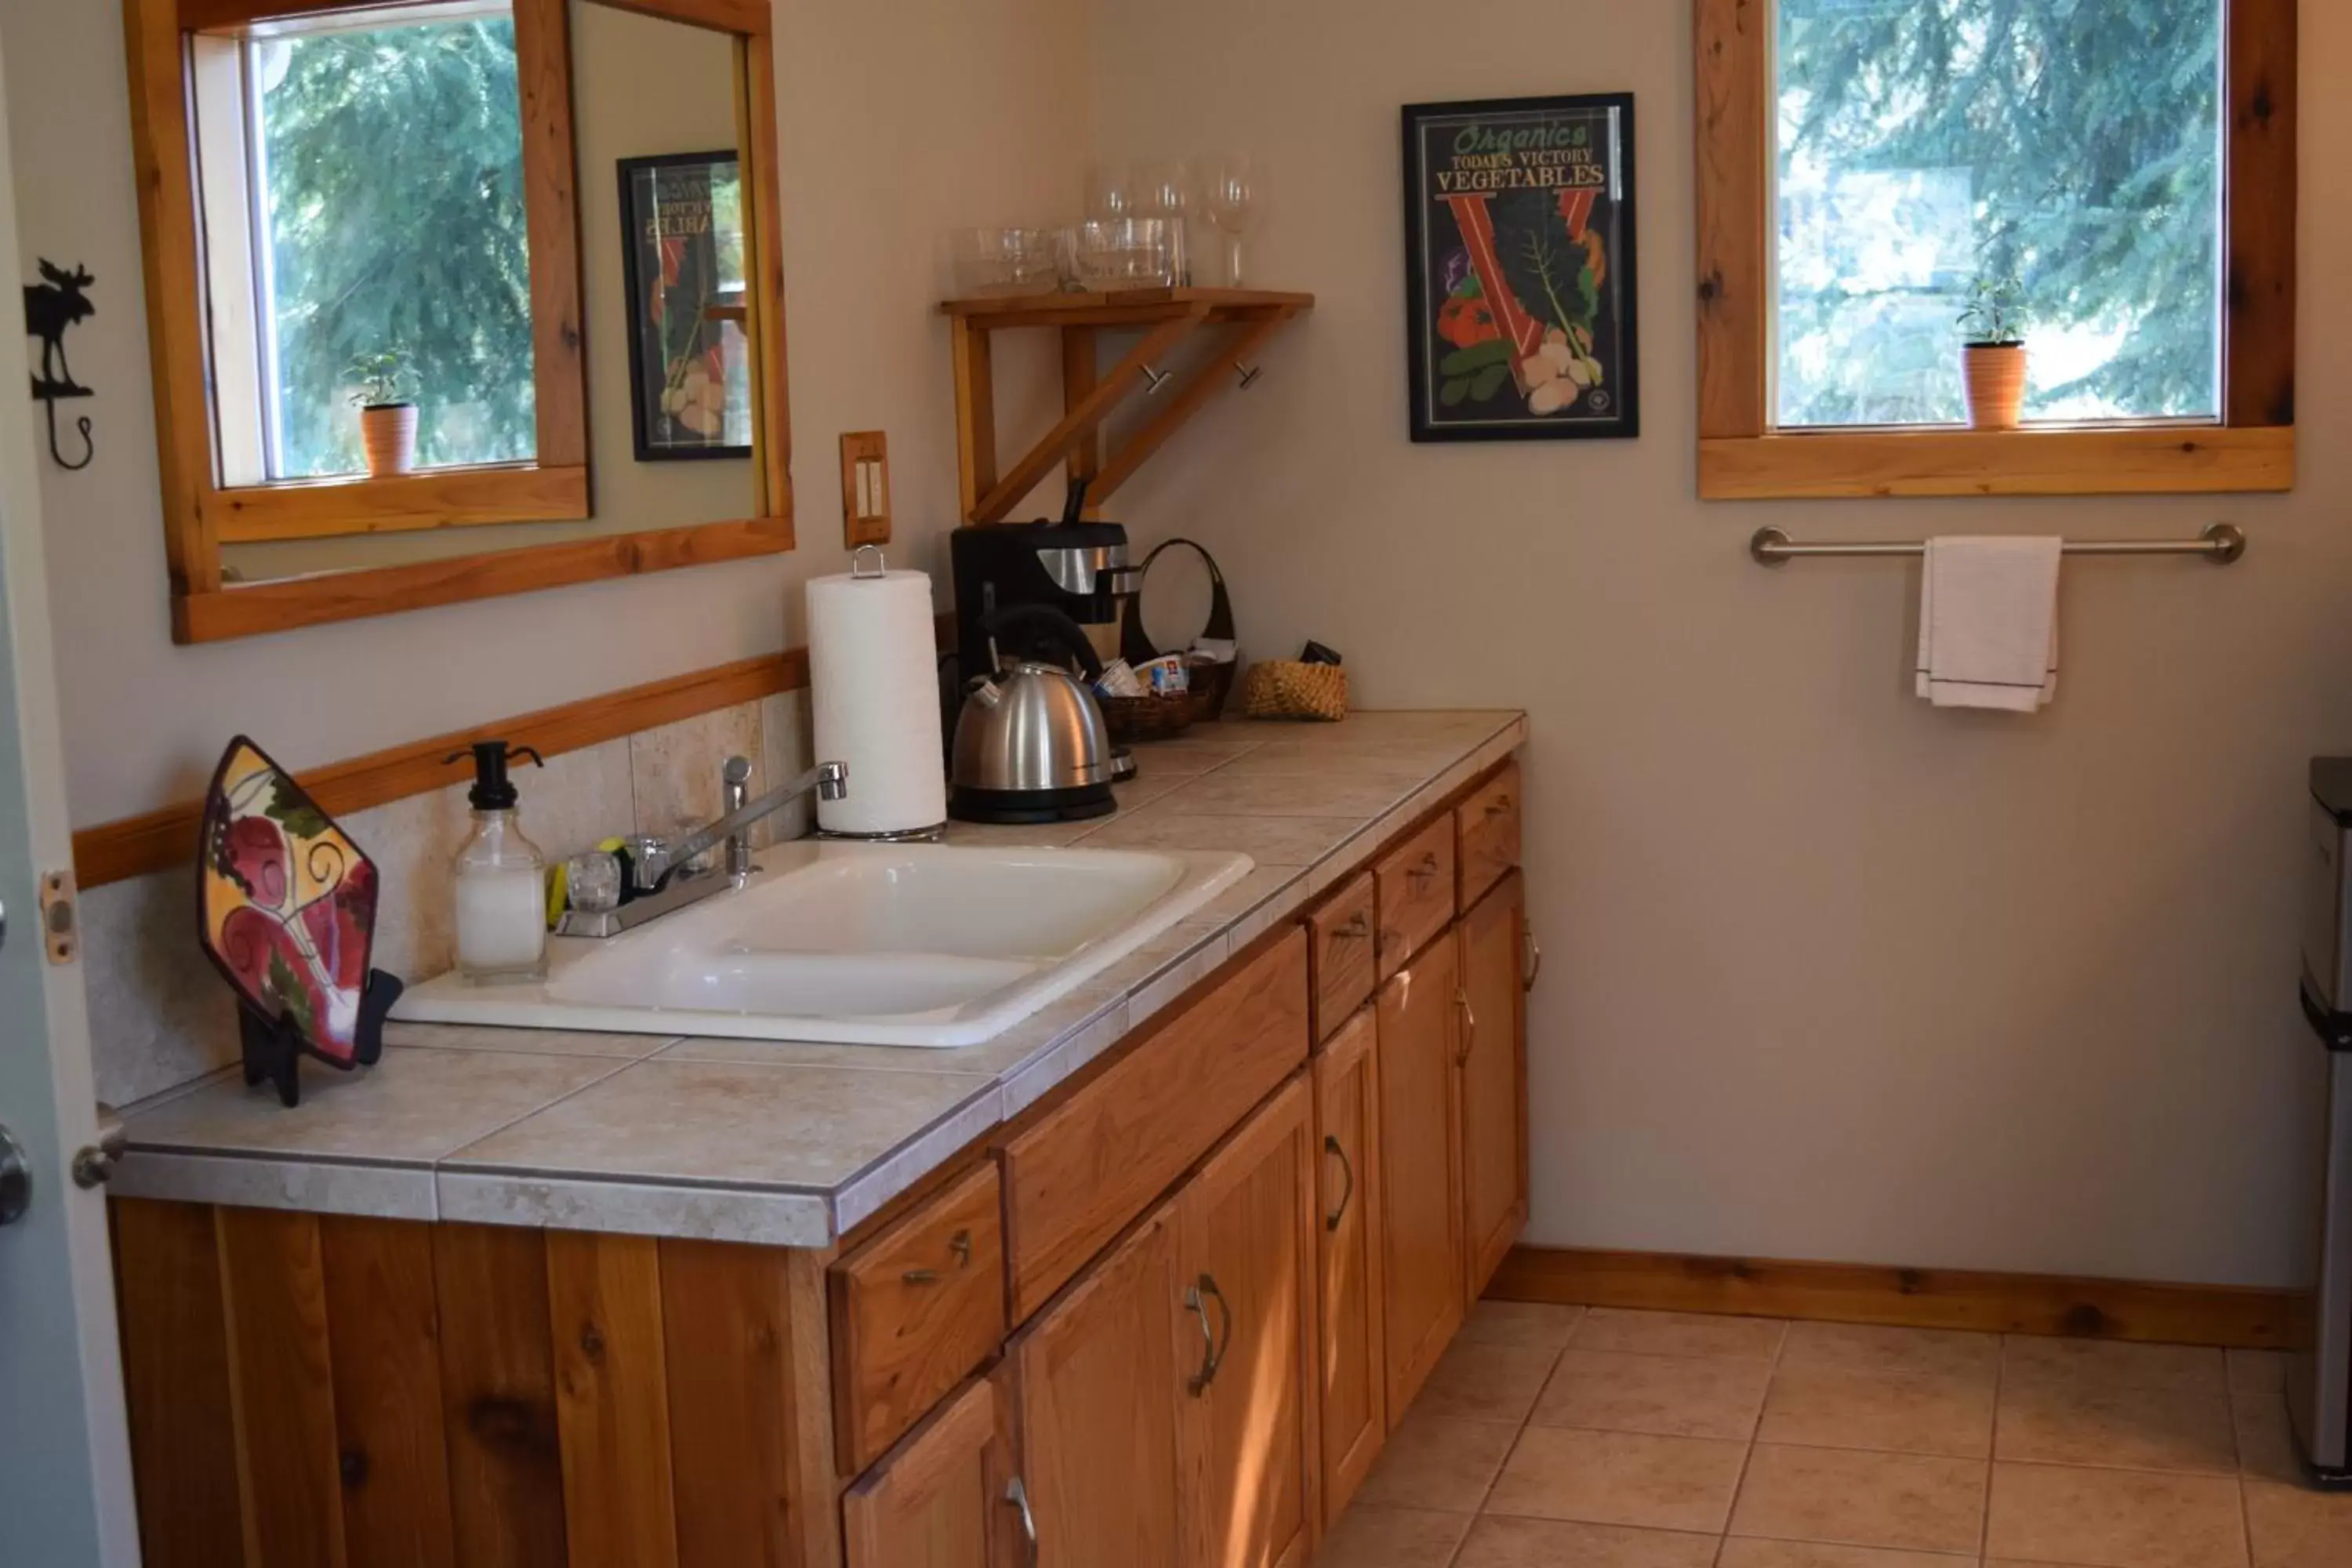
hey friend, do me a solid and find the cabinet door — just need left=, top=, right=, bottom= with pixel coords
left=1009, top=1203, right=1184, bottom=1568
left=1175, top=1075, right=1318, bottom=1568
left=1459, top=872, right=1529, bottom=1301
left=843, top=1377, right=999, bottom=1568
left=1376, top=935, right=1465, bottom=1421
left=1312, top=1011, right=1386, bottom=1523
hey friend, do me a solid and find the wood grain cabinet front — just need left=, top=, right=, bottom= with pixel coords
left=1311, top=1010, right=1387, bottom=1524
left=1307, top=871, right=1377, bottom=1042
left=1457, top=871, right=1529, bottom=1302
left=1374, top=816, right=1456, bottom=982
left=1374, top=935, right=1465, bottom=1421
left=1455, top=761, right=1522, bottom=912
left=841, top=1377, right=1000, bottom=1568
left=830, top=1162, right=1009, bottom=1476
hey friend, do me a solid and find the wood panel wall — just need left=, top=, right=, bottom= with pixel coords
left=111, top=1200, right=841, bottom=1568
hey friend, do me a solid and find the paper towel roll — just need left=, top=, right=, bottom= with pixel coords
left=806, top=564, right=948, bottom=836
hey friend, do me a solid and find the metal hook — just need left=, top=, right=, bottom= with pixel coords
left=1139, top=361, right=1172, bottom=394
left=41, top=401, right=92, bottom=470
left=1234, top=361, right=1263, bottom=390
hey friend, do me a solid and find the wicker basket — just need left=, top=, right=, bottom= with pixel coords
left=1240, top=661, right=1348, bottom=722
left=1098, top=659, right=1236, bottom=743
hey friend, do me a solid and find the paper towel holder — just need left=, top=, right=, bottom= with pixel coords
left=811, top=543, right=949, bottom=844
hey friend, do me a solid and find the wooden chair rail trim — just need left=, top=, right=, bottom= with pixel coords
left=1699, top=425, right=2295, bottom=501
left=1488, top=1244, right=2297, bottom=1350
left=74, top=647, right=808, bottom=891
left=172, top=514, right=793, bottom=644
left=1692, top=0, right=2297, bottom=497
left=205, top=463, right=591, bottom=543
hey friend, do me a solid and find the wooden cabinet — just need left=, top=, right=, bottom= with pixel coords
left=831, top=1163, right=1008, bottom=1475
left=1458, top=872, right=1528, bottom=1301
left=1374, top=816, right=1456, bottom=982
left=1456, top=762, right=1522, bottom=912
left=843, top=1378, right=999, bottom=1568
left=1374, top=935, right=1465, bottom=1420
left=1308, top=872, right=1377, bottom=1040
left=1311, top=1011, right=1386, bottom=1523
left=1010, top=1203, right=1185, bottom=1568
left=1176, top=1076, right=1318, bottom=1568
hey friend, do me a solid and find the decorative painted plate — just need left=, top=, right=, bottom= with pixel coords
left=197, top=736, right=381, bottom=1065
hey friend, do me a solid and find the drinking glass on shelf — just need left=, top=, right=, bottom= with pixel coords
left=950, top=227, right=1061, bottom=296
left=1135, top=158, right=1194, bottom=286
left=1203, top=154, right=1261, bottom=287
left=1076, top=218, right=1172, bottom=289
left=1086, top=161, right=1138, bottom=220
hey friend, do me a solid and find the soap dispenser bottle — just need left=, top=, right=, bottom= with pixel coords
left=448, top=741, right=548, bottom=983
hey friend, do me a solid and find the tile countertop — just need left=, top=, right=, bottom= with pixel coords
left=112, top=710, right=1527, bottom=1249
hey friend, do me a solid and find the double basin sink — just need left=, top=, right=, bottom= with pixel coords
left=397, top=842, right=1254, bottom=1048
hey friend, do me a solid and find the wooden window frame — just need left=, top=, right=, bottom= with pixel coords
left=1693, top=0, right=2296, bottom=501
left=125, top=0, right=796, bottom=643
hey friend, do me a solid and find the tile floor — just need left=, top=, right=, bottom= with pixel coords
left=1323, top=1303, right=2352, bottom=1568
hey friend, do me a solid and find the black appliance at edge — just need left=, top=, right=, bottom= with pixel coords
left=949, top=481, right=1136, bottom=683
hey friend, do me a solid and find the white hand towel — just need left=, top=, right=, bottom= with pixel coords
left=1914, top=536, right=2061, bottom=712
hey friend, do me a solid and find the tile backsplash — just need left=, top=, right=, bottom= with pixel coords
left=84, top=689, right=814, bottom=1108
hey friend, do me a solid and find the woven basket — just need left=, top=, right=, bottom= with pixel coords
left=1240, top=661, right=1348, bottom=722
left=1098, top=659, right=1236, bottom=743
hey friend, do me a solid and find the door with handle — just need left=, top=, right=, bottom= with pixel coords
left=0, top=26, right=140, bottom=1561
left=1174, top=1074, right=1316, bottom=1568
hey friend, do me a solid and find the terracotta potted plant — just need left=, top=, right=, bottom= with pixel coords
left=1957, top=275, right=2027, bottom=431
left=348, top=349, right=419, bottom=477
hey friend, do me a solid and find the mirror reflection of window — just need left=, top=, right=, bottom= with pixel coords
left=195, top=2, right=538, bottom=484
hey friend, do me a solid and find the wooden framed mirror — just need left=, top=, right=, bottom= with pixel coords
left=124, top=0, right=792, bottom=644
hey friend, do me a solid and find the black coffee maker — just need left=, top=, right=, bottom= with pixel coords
left=949, top=481, right=1136, bottom=680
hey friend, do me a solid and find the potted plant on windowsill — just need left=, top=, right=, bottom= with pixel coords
left=1957, top=275, right=2027, bottom=431
left=348, top=349, right=419, bottom=477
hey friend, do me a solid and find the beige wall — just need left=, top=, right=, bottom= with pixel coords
left=4, top=0, right=1083, bottom=826
left=1093, top=0, right=2349, bottom=1287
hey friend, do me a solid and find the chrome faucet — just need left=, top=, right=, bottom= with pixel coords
left=554, top=755, right=848, bottom=938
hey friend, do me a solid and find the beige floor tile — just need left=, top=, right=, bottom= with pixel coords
left=1759, top=1366, right=1995, bottom=1458
left=1728, top=1443, right=1987, bottom=1554
left=1533, top=1348, right=1772, bottom=1440
left=1721, top=1541, right=1976, bottom=1568
left=1458, top=1298, right=1585, bottom=1351
left=1454, top=1514, right=1721, bottom=1568
left=1314, top=1504, right=1473, bottom=1568
left=1780, top=1322, right=2001, bottom=1381
left=2243, top=1479, right=2352, bottom=1568
left=1569, top=1308, right=1788, bottom=1362
left=2000, top=1367, right=2238, bottom=1473
left=2230, top=1351, right=2307, bottom=1484
left=1353, top=1410, right=1519, bottom=1512
left=2002, top=1336, right=2229, bottom=1396
left=1414, top=1339, right=1563, bottom=1424
left=1985, top=1461, right=2249, bottom=1568
left=1484, top=1425, right=1748, bottom=1534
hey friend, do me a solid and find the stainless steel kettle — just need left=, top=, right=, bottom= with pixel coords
left=949, top=606, right=1117, bottom=823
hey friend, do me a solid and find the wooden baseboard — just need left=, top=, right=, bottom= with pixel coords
left=1487, top=1245, right=2299, bottom=1351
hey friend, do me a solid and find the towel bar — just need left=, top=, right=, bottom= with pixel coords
left=1750, top=522, right=2245, bottom=567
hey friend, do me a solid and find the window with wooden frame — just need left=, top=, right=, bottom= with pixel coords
left=125, top=0, right=796, bottom=644
left=1694, top=0, right=2296, bottom=499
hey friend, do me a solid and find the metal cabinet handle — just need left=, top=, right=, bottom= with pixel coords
left=1486, top=795, right=1514, bottom=816
left=1407, top=851, right=1440, bottom=884
left=1330, top=911, right=1370, bottom=941
left=1004, top=1476, right=1039, bottom=1568
left=902, top=1227, right=975, bottom=1285
left=73, top=1102, right=126, bottom=1189
left=1183, top=1273, right=1232, bottom=1395
left=1455, top=987, right=1478, bottom=1065
left=1323, top=1135, right=1355, bottom=1232
left=1524, top=921, right=1541, bottom=993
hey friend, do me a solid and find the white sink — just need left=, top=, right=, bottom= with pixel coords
left=395, top=842, right=1253, bottom=1047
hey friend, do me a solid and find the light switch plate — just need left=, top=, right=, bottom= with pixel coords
left=840, top=431, right=891, bottom=547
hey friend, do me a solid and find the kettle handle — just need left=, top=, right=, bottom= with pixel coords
left=980, top=604, right=1105, bottom=681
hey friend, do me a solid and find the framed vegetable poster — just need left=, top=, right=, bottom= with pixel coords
left=1402, top=93, right=1639, bottom=441
left=617, top=151, right=753, bottom=462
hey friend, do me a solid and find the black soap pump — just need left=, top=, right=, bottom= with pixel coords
left=445, top=741, right=548, bottom=984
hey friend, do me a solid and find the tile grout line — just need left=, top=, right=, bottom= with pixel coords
left=1980, top=1332, right=2006, bottom=1563
left=1711, top=1316, right=1797, bottom=1558
left=2224, top=1350, right=2256, bottom=1568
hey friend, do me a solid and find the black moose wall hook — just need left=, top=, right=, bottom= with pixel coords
left=24, top=258, right=94, bottom=470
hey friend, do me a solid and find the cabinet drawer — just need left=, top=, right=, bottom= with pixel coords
left=1375, top=815, right=1456, bottom=982
left=832, top=1162, right=1009, bottom=1475
left=1000, top=928, right=1311, bottom=1322
left=1308, top=871, right=1377, bottom=1044
left=1456, top=761, right=1522, bottom=911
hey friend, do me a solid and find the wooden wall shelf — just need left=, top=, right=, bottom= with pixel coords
left=943, top=287, right=1313, bottom=523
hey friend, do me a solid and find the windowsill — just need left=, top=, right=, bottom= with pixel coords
left=1697, top=425, right=2294, bottom=501
left=199, top=463, right=591, bottom=544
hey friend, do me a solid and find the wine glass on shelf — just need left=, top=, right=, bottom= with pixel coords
left=1135, top=158, right=1194, bottom=287
left=1203, top=154, right=1260, bottom=288
left=1087, top=161, right=1137, bottom=220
